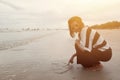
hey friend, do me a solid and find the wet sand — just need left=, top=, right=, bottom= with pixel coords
left=0, top=30, right=120, bottom=80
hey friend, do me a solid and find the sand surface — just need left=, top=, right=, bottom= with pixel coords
left=0, top=30, right=120, bottom=80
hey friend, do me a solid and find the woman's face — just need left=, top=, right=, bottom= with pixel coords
left=70, top=21, right=81, bottom=33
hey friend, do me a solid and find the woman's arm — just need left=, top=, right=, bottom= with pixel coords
left=75, top=39, right=85, bottom=52
left=68, top=53, right=77, bottom=65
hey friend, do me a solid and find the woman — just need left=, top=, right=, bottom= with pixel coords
left=68, top=16, right=112, bottom=68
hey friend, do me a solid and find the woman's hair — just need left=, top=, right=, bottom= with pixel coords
left=68, top=16, right=84, bottom=37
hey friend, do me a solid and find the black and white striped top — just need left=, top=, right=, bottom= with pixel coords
left=79, top=27, right=110, bottom=52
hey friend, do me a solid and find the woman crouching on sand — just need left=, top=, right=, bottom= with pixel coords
left=68, top=16, right=112, bottom=70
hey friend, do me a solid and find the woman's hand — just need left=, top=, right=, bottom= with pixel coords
left=68, top=53, right=77, bottom=65
left=68, top=58, right=74, bottom=65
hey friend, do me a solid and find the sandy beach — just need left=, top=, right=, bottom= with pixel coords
left=0, top=29, right=120, bottom=80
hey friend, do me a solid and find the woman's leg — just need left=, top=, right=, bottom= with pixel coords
left=93, top=48, right=112, bottom=61
left=75, top=43, right=100, bottom=68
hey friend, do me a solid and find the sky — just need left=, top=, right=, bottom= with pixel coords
left=0, top=0, right=120, bottom=29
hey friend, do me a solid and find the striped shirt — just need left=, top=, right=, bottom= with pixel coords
left=79, top=27, right=110, bottom=52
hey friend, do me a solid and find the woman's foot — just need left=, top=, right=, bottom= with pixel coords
left=84, top=63, right=103, bottom=71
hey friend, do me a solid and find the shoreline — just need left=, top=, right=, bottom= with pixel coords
left=0, top=31, right=57, bottom=51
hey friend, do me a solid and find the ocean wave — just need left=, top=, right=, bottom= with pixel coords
left=0, top=31, right=57, bottom=51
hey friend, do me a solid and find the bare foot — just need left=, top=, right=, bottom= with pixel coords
left=85, top=64, right=103, bottom=71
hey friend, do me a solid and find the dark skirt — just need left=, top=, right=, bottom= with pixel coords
left=75, top=44, right=112, bottom=68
